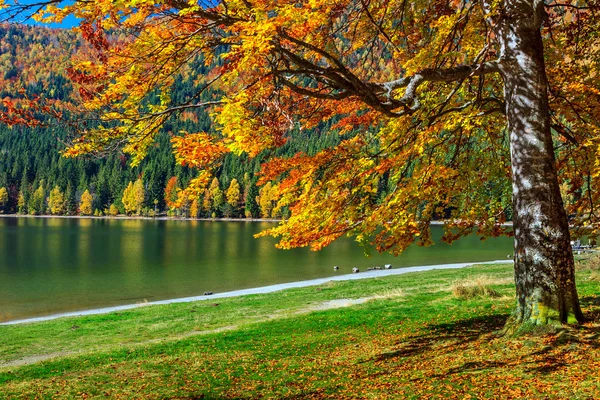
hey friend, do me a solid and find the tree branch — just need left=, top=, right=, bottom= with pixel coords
left=277, top=79, right=350, bottom=101
left=371, top=61, right=501, bottom=112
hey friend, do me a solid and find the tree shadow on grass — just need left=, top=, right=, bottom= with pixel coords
left=523, top=353, right=568, bottom=373
left=580, top=295, right=600, bottom=329
left=445, top=309, right=600, bottom=375
left=580, top=295, right=600, bottom=307
left=428, top=314, right=508, bottom=337
left=364, top=313, right=508, bottom=364
left=364, top=310, right=600, bottom=379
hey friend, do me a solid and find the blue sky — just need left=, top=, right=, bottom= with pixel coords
left=7, top=0, right=79, bottom=29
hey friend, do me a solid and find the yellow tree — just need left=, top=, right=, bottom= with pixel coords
left=225, top=178, right=241, bottom=215
left=47, top=185, right=66, bottom=215
left=164, top=176, right=179, bottom=211
left=133, top=178, right=145, bottom=215
left=189, top=197, right=200, bottom=218
left=79, top=189, right=93, bottom=216
left=6, top=0, right=600, bottom=327
left=0, top=186, right=7, bottom=213
left=257, top=182, right=277, bottom=219
left=208, top=177, right=223, bottom=215
left=109, top=203, right=119, bottom=216
left=202, top=189, right=211, bottom=215
left=17, top=190, right=25, bottom=214
left=121, top=181, right=136, bottom=215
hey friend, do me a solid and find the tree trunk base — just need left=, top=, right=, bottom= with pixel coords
left=502, top=297, right=584, bottom=335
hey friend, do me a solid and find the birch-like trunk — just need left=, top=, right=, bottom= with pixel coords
left=495, top=0, right=584, bottom=326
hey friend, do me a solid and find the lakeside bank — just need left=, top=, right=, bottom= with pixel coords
left=1, top=217, right=516, bottom=324
left=1, top=260, right=513, bottom=325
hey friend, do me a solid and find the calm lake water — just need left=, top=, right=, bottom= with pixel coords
left=0, top=217, right=513, bottom=322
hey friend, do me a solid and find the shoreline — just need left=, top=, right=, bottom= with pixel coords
left=0, top=214, right=514, bottom=226
left=0, top=213, right=280, bottom=223
left=1, top=260, right=513, bottom=326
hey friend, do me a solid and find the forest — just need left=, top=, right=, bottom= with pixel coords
left=0, top=22, right=346, bottom=219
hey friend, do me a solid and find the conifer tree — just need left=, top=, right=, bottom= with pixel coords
left=64, top=182, right=76, bottom=215
left=245, top=183, right=259, bottom=220
left=29, top=182, right=45, bottom=215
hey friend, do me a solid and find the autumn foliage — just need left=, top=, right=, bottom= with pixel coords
left=79, top=189, right=93, bottom=215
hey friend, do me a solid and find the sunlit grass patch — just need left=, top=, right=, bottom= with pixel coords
left=589, top=271, right=600, bottom=282
left=576, top=253, right=600, bottom=271
left=576, top=253, right=600, bottom=282
left=451, top=276, right=504, bottom=299
left=372, top=288, right=406, bottom=300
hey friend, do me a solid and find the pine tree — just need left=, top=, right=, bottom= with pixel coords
left=245, top=180, right=259, bottom=219
left=28, top=182, right=45, bottom=215
left=64, top=182, right=76, bottom=215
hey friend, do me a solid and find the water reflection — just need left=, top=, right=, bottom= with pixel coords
left=0, top=217, right=513, bottom=322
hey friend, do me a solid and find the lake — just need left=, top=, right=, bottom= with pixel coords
left=0, top=217, right=513, bottom=322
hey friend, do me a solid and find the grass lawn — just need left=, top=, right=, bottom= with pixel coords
left=1, top=261, right=599, bottom=399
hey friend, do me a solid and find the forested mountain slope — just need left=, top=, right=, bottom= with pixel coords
left=0, top=23, right=345, bottom=218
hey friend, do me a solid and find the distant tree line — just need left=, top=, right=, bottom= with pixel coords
left=0, top=124, right=343, bottom=219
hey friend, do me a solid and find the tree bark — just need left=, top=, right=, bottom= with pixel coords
left=495, top=0, right=584, bottom=326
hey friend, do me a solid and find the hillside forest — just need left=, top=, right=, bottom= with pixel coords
left=0, top=23, right=348, bottom=219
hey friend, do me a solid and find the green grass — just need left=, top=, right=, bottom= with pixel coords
left=1, top=263, right=599, bottom=399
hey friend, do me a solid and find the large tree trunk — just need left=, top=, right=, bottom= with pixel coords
left=495, top=0, right=584, bottom=326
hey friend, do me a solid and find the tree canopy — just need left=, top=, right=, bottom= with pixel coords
left=2, top=0, right=600, bottom=326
